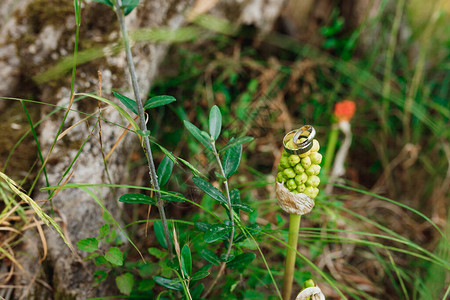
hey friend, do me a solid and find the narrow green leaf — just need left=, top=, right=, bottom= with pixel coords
left=227, top=252, right=256, bottom=271
left=230, top=189, right=240, bottom=204
left=190, top=282, right=205, bottom=298
left=223, top=144, right=242, bottom=178
left=183, top=120, right=213, bottom=151
left=192, top=177, right=227, bottom=204
left=177, top=156, right=202, bottom=176
left=105, top=247, right=123, bottom=266
left=180, top=244, right=192, bottom=277
left=191, top=271, right=209, bottom=281
left=195, top=222, right=211, bottom=232
left=209, top=105, right=222, bottom=141
left=204, top=224, right=230, bottom=243
left=153, top=276, right=183, bottom=291
left=220, top=136, right=253, bottom=153
left=119, top=193, right=156, bottom=205
left=113, top=91, right=138, bottom=115
left=122, top=0, right=139, bottom=15
left=154, top=221, right=169, bottom=250
left=77, top=238, right=98, bottom=252
left=148, top=247, right=167, bottom=259
left=200, top=249, right=221, bottom=265
left=157, top=156, right=174, bottom=186
left=115, top=272, right=134, bottom=295
left=232, top=202, right=253, bottom=213
left=144, top=95, right=176, bottom=110
left=90, top=0, right=113, bottom=7
left=161, top=192, right=185, bottom=202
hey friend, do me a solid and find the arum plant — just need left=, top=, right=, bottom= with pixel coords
left=91, top=0, right=175, bottom=255
left=275, top=125, right=323, bottom=300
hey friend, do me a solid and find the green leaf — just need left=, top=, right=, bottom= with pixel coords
left=195, top=222, right=211, bottom=232
left=136, top=129, right=151, bottom=137
left=153, top=276, right=183, bottom=291
left=227, top=252, right=256, bottom=271
left=191, top=271, right=209, bottom=281
left=119, top=193, right=156, bottom=205
left=83, top=252, right=100, bottom=261
left=154, top=221, right=168, bottom=250
left=220, top=136, right=253, bottom=153
left=99, top=224, right=110, bottom=239
left=161, top=192, right=185, bottom=202
left=204, top=224, right=230, bottom=243
left=223, top=144, right=242, bottom=178
left=122, top=0, right=139, bottom=15
left=148, top=247, right=167, bottom=259
left=138, top=278, right=155, bottom=292
left=104, top=247, right=123, bottom=266
left=144, top=95, right=176, bottom=110
left=200, top=249, right=221, bottom=265
left=190, top=283, right=205, bottom=298
left=113, top=91, right=138, bottom=115
left=192, top=177, right=227, bottom=205
left=232, top=202, right=253, bottom=213
left=90, top=0, right=113, bottom=8
left=177, top=156, right=202, bottom=176
left=180, top=244, right=192, bottom=277
left=93, top=270, right=108, bottom=286
left=230, top=189, right=240, bottom=204
left=183, top=120, right=213, bottom=151
left=77, top=238, right=98, bottom=252
left=115, top=272, right=134, bottom=295
left=209, top=105, right=222, bottom=141
left=157, top=156, right=174, bottom=186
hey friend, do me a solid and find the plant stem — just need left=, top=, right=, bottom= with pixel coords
left=323, top=125, right=339, bottom=174
left=114, top=0, right=172, bottom=257
left=203, top=142, right=235, bottom=298
left=282, top=214, right=301, bottom=300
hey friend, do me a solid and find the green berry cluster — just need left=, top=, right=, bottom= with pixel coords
left=276, top=139, right=322, bottom=199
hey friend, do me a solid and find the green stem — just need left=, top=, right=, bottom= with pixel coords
left=203, top=142, right=236, bottom=298
left=323, top=126, right=339, bottom=174
left=282, top=214, right=301, bottom=300
left=113, top=0, right=172, bottom=256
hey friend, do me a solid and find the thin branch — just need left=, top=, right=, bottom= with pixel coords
left=113, top=0, right=172, bottom=257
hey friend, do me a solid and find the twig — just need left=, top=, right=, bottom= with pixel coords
left=113, top=0, right=172, bottom=256
left=203, top=142, right=236, bottom=298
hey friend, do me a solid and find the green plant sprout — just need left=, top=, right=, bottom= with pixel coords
left=275, top=125, right=322, bottom=300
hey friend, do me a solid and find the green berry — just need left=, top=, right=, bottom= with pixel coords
left=294, top=163, right=304, bottom=174
left=311, top=139, right=320, bottom=152
left=281, top=150, right=290, bottom=158
left=294, top=173, right=308, bottom=185
left=286, top=179, right=297, bottom=191
left=306, top=165, right=321, bottom=176
left=279, top=156, right=290, bottom=169
left=288, top=154, right=300, bottom=166
left=276, top=172, right=285, bottom=183
left=283, top=168, right=296, bottom=179
left=296, top=184, right=306, bottom=193
left=304, top=186, right=315, bottom=198
left=306, top=175, right=320, bottom=187
left=301, top=156, right=312, bottom=169
left=299, top=150, right=311, bottom=158
left=311, top=187, right=319, bottom=198
left=310, top=152, right=322, bottom=165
